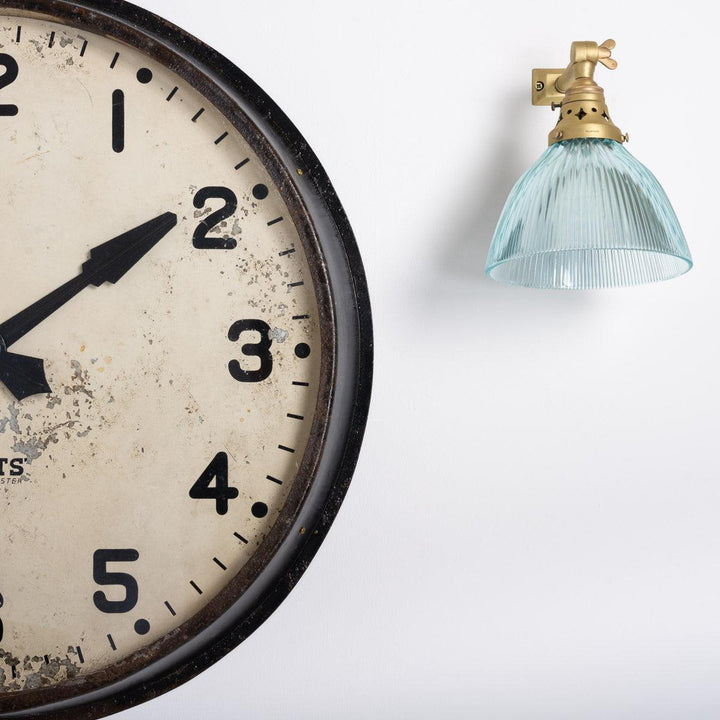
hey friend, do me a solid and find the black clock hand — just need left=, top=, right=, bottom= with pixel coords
left=0, top=352, right=52, bottom=400
left=0, top=212, right=177, bottom=349
left=0, top=211, right=177, bottom=400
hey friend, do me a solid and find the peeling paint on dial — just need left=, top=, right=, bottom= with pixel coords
left=0, top=649, right=81, bottom=692
left=0, top=360, right=98, bottom=480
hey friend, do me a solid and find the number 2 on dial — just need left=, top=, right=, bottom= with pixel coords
left=0, top=54, right=19, bottom=116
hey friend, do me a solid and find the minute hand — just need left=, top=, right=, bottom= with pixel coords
left=0, top=212, right=177, bottom=349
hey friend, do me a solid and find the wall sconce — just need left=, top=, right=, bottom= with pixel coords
left=486, top=40, right=692, bottom=289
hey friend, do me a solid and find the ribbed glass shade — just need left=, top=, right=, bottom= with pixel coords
left=486, top=139, right=692, bottom=289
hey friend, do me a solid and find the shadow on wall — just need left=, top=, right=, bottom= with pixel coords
left=431, top=88, right=529, bottom=287
left=419, top=88, right=597, bottom=321
left=440, top=132, right=526, bottom=285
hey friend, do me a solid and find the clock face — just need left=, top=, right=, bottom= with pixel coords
left=0, top=2, right=371, bottom=717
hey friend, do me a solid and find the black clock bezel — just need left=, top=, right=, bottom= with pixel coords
left=0, top=1, right=373, bottom=718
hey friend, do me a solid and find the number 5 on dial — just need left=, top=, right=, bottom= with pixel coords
left=93, top=549, right=140, bottom=614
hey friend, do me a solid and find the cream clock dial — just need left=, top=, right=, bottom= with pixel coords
left=0, top=2, right=372, bottom=718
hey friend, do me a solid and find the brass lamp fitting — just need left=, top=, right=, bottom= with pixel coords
left=532, top=40, right=628, bottom=146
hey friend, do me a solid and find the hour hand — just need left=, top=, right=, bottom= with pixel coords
left=0, top=351, right=51, bottom=401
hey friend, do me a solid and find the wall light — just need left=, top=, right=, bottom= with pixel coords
left=486, top=40, right=692, bottom=289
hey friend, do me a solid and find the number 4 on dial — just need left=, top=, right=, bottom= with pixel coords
left=190, top=452, right=238, bottom=515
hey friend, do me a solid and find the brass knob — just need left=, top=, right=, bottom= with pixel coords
left=598, top=39, right=618, bottom=70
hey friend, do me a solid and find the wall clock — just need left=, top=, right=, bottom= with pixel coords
left=0, top=1, right=372, bottom=717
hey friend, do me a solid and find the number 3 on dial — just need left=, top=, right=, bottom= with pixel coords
left=229, top=320, right=273, bottom=383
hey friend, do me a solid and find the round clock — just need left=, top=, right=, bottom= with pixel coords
left=0, top=1, right=372, bottom=717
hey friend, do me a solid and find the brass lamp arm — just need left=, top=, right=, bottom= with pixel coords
left=555, top=40, right=617, bottom=93
left=531, top=39, right=627, bottom=146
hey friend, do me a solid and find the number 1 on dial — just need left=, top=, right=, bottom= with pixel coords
left=112, top=89, right=124, bottom=153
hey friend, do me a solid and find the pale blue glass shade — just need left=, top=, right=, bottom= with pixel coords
left=486, top=139, right=692, bottom=289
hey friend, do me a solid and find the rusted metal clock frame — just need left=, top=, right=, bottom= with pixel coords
left=0, top=1, right=373, bottom=717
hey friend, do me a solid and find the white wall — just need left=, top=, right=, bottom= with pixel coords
left=122, top=1, right=720, bottom=718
